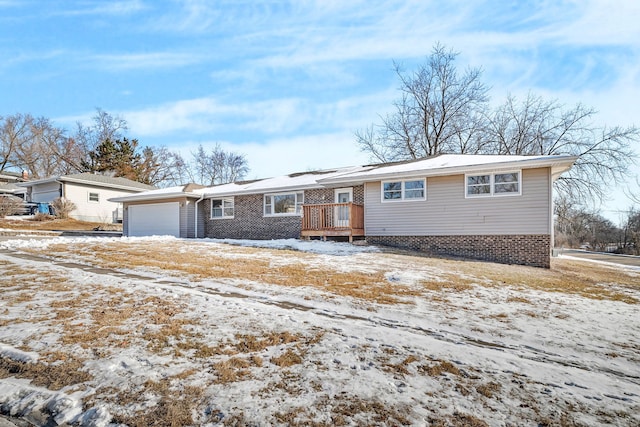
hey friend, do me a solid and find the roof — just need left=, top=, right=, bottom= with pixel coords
left=0, top=171, right=24, bottom=182
left=0, top=182, right=27, bottom=195
left=318, top=154, right=579, bottom=185
left=19, top=173, right=156, bottom=192
left=107, top=154, right=578, bottom=203
left=109, top=184, right=204, bottom=202
left=201, top=166, right=367, bottom=198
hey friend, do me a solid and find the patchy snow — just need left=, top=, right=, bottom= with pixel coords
left=211, top=237, right=379, bottom=255
left=0, top=345, right=38, bottom=363
left=0, top=236, right=639, bottom=426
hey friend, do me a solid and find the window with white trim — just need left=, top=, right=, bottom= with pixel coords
left=264, top=192, right=304, bottom=216
left=211, top=197, right=234, bottom=219
left=88, top=192, right=99, bottom=202
left=382, top=179, right=426, bottom=201
left=466, top=171, right=521, bottom=197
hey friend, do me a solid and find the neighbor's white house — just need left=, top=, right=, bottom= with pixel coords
left=20, top=173, right=155, bottom=223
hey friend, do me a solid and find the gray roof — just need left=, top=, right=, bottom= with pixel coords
left=59, top=173, right=156, bottom=191
left=19, top=173, right=156, bottom=192
left=0, top=182, right=26, bottom=194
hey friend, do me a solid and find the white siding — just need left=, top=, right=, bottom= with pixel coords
left=64, top=183, right=138, bottom=223
left=365, top=167, right=551, bottom=236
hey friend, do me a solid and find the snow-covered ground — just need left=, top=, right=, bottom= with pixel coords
left=0, top=236, right=639, bottom=426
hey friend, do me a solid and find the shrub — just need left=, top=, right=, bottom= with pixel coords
left=0, top=195, right=24, bottom=218
left=33, top=212, right=55, bottom=222
left=50, top=197, right=76, bottom=219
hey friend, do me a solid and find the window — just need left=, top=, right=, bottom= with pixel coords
left=382, top=179, right=426, bottom=201
left=88, top=192, right=99, bottom=202
left=211, top=198, right=234, bottom=219
left=466, top=171, right=521, bottom=197
left=264, top=192, right=304, bottom=216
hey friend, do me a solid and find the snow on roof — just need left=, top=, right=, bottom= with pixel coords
left=110, top=154, right=578, bottom=203
left=110, top=184, right=205, bottom=202
left=201, top=165, right=366, bottom=197
left=318, top=154, right=578, bottom=184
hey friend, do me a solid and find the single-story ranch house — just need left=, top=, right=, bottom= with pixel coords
left=20, top=173, right=155, bottom=223
left=111, top=154, right=577, bottom=268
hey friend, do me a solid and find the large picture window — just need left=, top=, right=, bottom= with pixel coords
left=466, top=171, right=521, bottom=197
left=211, top=198, right=234, bottom=219
left=264, top=192, right=304, bottom=216
left=382, top=179, right=426, bottom=202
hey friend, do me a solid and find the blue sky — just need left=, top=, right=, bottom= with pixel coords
left=1, top=0, right=639, bottom=222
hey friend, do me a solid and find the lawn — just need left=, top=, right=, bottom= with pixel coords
left=0, top=237, right=638, bottom=426
left=0, top=217, right=121, bottom=232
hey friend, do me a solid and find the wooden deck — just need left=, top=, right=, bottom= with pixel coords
left=301, top=203, right=364, bottom=242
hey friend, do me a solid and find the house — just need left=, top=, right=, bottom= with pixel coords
left=0, top=170, right=28, bottom=184
left=0, top=182, right=28, bottom=199
left=110, top=183, right=205, bottom=237
left=111, top=154, right=577, bottom=267
left=19, top=173, right=155, bottom=223
left=0, top=171, right=29, bottom=199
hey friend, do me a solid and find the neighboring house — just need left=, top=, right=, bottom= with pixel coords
left=111, top=154, right=577, bottom=268
left=0, top=182, right=28, bottom=199
left=20, top=173, right=155, bottom=223
left=0, top=170, right=28, bottom=184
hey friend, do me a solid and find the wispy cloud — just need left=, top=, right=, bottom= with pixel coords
left=122, top=90, right=395, bottom=140
left=88, top=51, right=204, bottom=71
left=53, top=0, right=147, bottom=17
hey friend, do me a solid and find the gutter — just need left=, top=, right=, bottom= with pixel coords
left=194, top=193, right=205, bottom=238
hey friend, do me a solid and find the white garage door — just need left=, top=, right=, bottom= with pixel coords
left=128, top=202, right=180, bottom=237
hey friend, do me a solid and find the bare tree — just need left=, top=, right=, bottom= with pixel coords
left=69, top=108, right=129, bottom=172
left=358, top=45, right=639, bottom=205
left=186, top=144, right=249, bottom=186
left=356, top=43, right=489, bottom=161
left=485, top=93, right=639, bottom=203
left=0, top=113, right=32, bottom=173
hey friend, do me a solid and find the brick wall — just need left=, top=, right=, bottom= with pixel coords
left=366, top=234, right=551, bottom=268
left=305, top=185, right=365, bottom=204
left=204, top=194, right=301, bottom=240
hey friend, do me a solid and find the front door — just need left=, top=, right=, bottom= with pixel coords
left=334, top=188, right=353, bottom=227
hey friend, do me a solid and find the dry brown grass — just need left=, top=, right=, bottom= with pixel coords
left=93, top=377, right=210, bottom=427
left=429, top=413, right=490, bottom=427
left=271, top=348, right=304, bottom=367
left=456, top=258, right=639, bottom=303
left=39, top=241, right=421, bottom=304
left=0, top=354, right=92, bottom=390
left=418, top=360, right=461, bottom=377
left=0, top=217, right=116, bottom=231
left=476, top=381, right=502, bottom=398
left=32, top=239, right=640, bottom=305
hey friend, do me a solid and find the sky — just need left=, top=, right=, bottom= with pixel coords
left=0, top=0, right=639, bottom=222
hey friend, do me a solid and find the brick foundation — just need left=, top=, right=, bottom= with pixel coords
left=366, top=235, right=551, bottom=268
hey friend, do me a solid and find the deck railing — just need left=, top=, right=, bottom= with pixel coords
left=301, top=202, right=364, bottom=232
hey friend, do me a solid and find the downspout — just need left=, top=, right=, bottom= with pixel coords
left=194, top=194, right=205, bottom=238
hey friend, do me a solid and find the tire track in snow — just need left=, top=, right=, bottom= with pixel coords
left=2, top=249, right=639, bottom=392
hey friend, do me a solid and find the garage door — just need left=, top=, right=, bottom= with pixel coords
left=128, top=202, right=180, bottom=237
